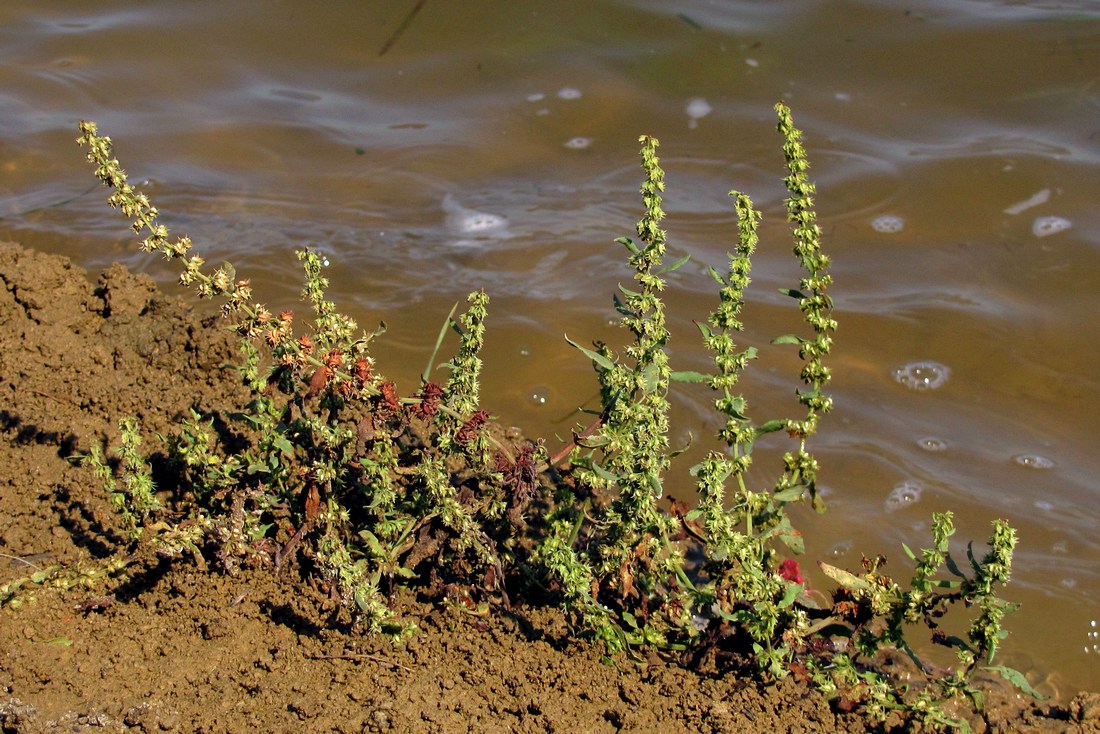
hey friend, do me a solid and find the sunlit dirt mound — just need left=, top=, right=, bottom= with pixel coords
left=1, top=241, right=1096, bottom=733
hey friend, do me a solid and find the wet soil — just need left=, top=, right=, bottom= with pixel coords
left=1, top=241, right=1097, bottom=733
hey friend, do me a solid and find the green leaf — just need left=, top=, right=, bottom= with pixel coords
left=695, top=321, right=714, bottom=339
left=670, top=370, right=712, bottom=383
left=779, top=288, right=805, bottom=299
left=901, top=543, right=917, bottom=562
left=272, top=434, right=295, bottom=457
left=779, top=531, right=804, bottom=555
left=772, top=487, right=805, bottom=503
left=985, top=666, right=1046, bottom=700
left=423, top=302, right=459, bottom=383
left=707, top=265, right=726, bottom=286
left=616, top=236, right=641, bottom=255
left=755, top=419, right=787, bottom=435
left=565, top=335, right=616, bottom=372
left=779, top=582, right=802, bottom=608
left=771, top=334, right=805, bottom=346
left=646, top=472, right=664, bottom=498
left=590, top=462, right=620, bottom=484
left=818, top=562, right=872, bottom=592
left=612, top=293, right=636, bottom=317
left=640, top=363, right=661, bottom=393
left=656, top=252, right=691, bottom=275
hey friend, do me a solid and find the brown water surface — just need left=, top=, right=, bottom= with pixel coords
left=2, top=0, right=1098, bottom=693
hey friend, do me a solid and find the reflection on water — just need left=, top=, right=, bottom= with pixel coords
left=2, top=0, right=1099, bottom=693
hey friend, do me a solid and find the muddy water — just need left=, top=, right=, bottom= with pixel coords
left=2, top=0, right=1098, bottom=693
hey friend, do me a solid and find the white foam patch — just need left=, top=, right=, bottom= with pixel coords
left=893, top=361, right=950, bottom=391
left=557, top=87, right=582, bottom=100
left=885, top=481, right=923, bottom=512
left=685, top=97, right=712, bottom=129
left=1014, top=454, right=1055, bottom=470
left=871, top=214, right=905, bottom=233
left=563, top=137, right=592, bottom=150
left=1032, top=216, right=1072, bottom=238
left=442, top=194, right=510, bottom=247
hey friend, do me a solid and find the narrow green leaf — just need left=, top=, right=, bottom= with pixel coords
left=612, top=293, right=636, bottom=317
left=670, top=370, right=712, bottom=383
left=616, top=236, right=641, bottom=255
left=755, top=419, right=787, bottom=435
left=423, top=302, right=459, bottom=383
left=901, top=543, right=917, bottom=562
left=565, top=335, right=616, bottom=372
left=771, top=334, right=805, bottom=346
left=707, top=264, right=726, bottom=286
left=640, top=362, right=661, bottom=393
left=646, top=472, right=664, bottom=498
left=590, top=462, right=620, bottom=483
left=656, top=252, right=691, bottom=275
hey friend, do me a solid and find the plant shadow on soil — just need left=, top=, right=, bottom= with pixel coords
left=1, top=242, right=1097, bottom=734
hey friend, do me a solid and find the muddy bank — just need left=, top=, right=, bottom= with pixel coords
left=1, top=242, right=1096, bottom=733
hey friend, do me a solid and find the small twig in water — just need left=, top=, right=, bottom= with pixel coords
left=378, top=0, right=428, bottom=56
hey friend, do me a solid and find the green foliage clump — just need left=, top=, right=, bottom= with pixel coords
left=74, top=122, right=531, bottom=635
left=52, top=108, right=1033, bottom=730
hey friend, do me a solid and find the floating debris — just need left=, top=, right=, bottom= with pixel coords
left=1003, top=188, right=1050, bottom=215
left=1032, top=216, right=1072, bottom=238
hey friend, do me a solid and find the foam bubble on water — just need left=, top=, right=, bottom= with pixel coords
left=1014, top=453, right=1055, bottom=470
left=828, top=539, right=854, bottom=557
left=835, top=92, right=852, bottom=102
left=557, top=87, right=582, bottom=100
left=893, top=361, right=951, bottom=391
left=745, top=58, right=759, bottom=67
left=528, top=386, right=551, bottom=407
left=1061, top=577, right=1078, bottom=589
left=686, top=97, right=712, bottom=129
left=442, top=194, right=509, bottom=242
left=526, top=92, right=545, bottom=102
left=1033, top=500, right=1055, bottom=512
left=1032, top=216, right=1072, bottom=238
left=885, top=481, right=923, bottom=512
left=871, top=214, right=905, bottom=233
left=917, top=436, right=948, bottom=452
left=563, top=137, right=592, bottom=150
